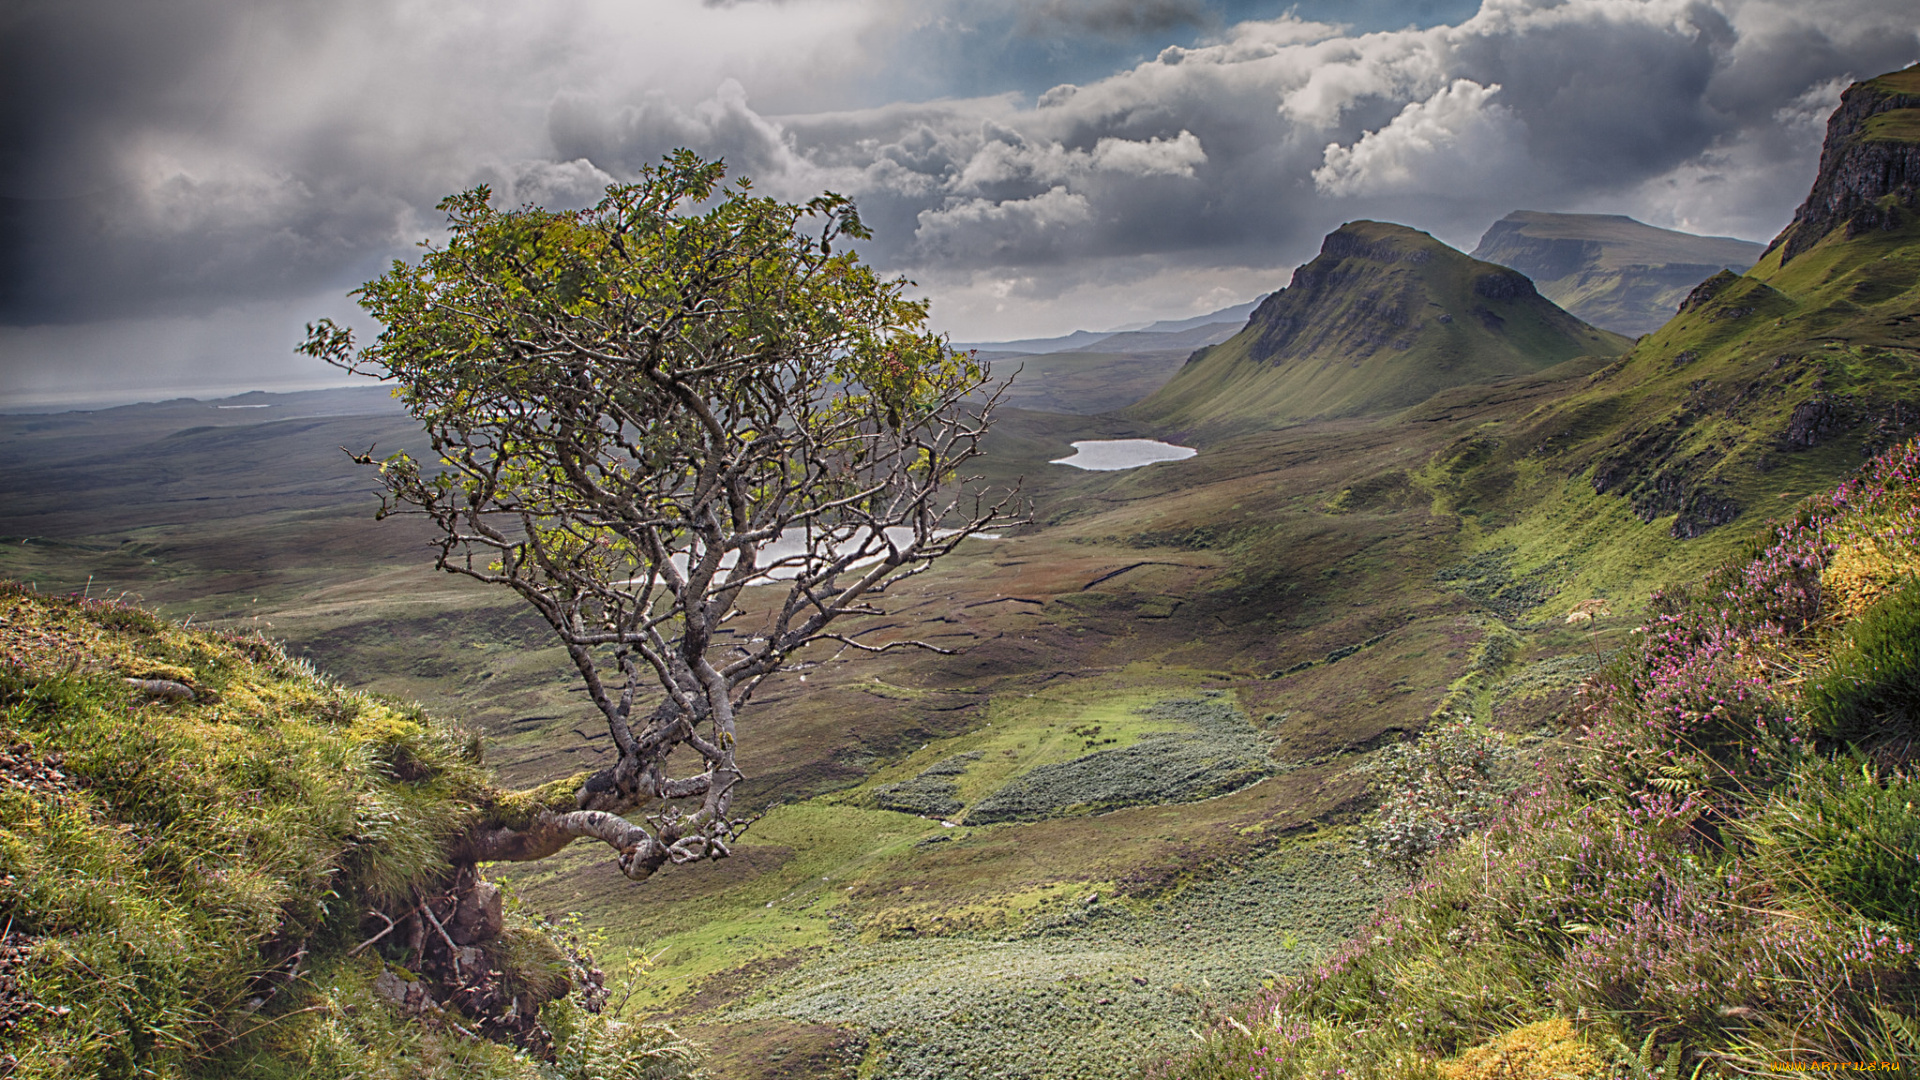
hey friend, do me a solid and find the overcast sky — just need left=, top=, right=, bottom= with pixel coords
left=2, top=0, right=1916, bottom=406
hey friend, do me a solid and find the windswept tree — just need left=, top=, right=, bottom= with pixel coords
left=300, top=152, right=1012, bottom=882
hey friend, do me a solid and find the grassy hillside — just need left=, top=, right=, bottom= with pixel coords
left=0, top=583, right=699, bottom=1079
left=1134, top=221, right=1629, bottom=434
left=1157, top=437, right=1920, bottom=1078
left=1421, top=177, right=1920, bottom=624
left=1470, top=211, right=1763, bottom=336
left=1147, top=72, right=1920, bottom=1077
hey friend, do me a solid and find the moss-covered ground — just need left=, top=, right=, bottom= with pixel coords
left=0, top=583, right=694, bottom=1079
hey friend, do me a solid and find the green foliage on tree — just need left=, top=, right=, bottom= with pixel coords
left=301, top=151, right=1012, bottom=882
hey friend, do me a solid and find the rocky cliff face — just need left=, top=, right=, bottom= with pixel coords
left=1515, top=65, right=1920, bottom=542
left=1770, top=65, right=1920, bottom=264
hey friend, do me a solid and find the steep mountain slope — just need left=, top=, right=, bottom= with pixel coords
left=1769, top=64, right=1920, bottom=265
left=1132, top=221, right=1629, bottom=432
left=1432, top=65, right=1920, bottom=562
left=1470, top=211, right=1763, bottom=336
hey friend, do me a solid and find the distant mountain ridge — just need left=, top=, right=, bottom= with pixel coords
left=1131, top=220, right=1629, bottom=431
left=951, top=296, right=1266, bottom=356
left=1470, top=211, right=1763, bottom=336
left=1129, top=298, right=1268, bottom=335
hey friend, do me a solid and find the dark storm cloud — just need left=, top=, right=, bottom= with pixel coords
left=3, top=0, right=1918, bottom=341
left=2, top=0, right=259, bottom=319
left=0, top=0, right=876, bottom=328
left=1017, top=0, right=1213, bottom=39
left=0, top=0, right=446, bottom=323
left=0, top=0, right=249, bottom=201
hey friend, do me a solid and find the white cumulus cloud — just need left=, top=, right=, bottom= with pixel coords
left=913, top=186, right=1096, bottom=262
left=1312, top=79, right=1529, bottom=197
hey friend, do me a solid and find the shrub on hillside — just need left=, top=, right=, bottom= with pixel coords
left=872, top=751, right=982, bottom=818
left=1355, top=717, right=1515, bottom=876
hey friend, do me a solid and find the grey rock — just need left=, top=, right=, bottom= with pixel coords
left=449, top=880, right=503, bottom=945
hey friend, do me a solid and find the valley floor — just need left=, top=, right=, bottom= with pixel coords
left=0, top=377, right=1701, bottom=1077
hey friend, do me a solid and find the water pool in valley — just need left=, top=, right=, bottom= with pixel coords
left=1049, top=438, right=1196, bottom=471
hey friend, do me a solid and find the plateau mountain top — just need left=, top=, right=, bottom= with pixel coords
left=1470, top=211, right=1764, bottom=336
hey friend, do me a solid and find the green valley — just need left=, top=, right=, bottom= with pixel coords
left=5, top=60, right=1920, bottom=1080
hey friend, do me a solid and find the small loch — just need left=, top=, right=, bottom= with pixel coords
left=1049, top=438, right=1198, bottom=471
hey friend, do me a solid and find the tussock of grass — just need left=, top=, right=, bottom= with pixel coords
left=1745, top=755, right=1920, bottom=936
left=1803, top=581, right=1920, bottom=749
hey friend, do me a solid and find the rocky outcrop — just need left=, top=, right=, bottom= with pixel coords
left=1243, top=230, right=1419, bottom=364
left=1677, top=270, right=1739, bottom=314
left=364, top=866, right=593, bottom=1053
left=1786, top=397, right=1841, bottom=448
left=1769, top=66, right=1920, bottom=264
left=1471, top=268, right=1537, bottom=301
